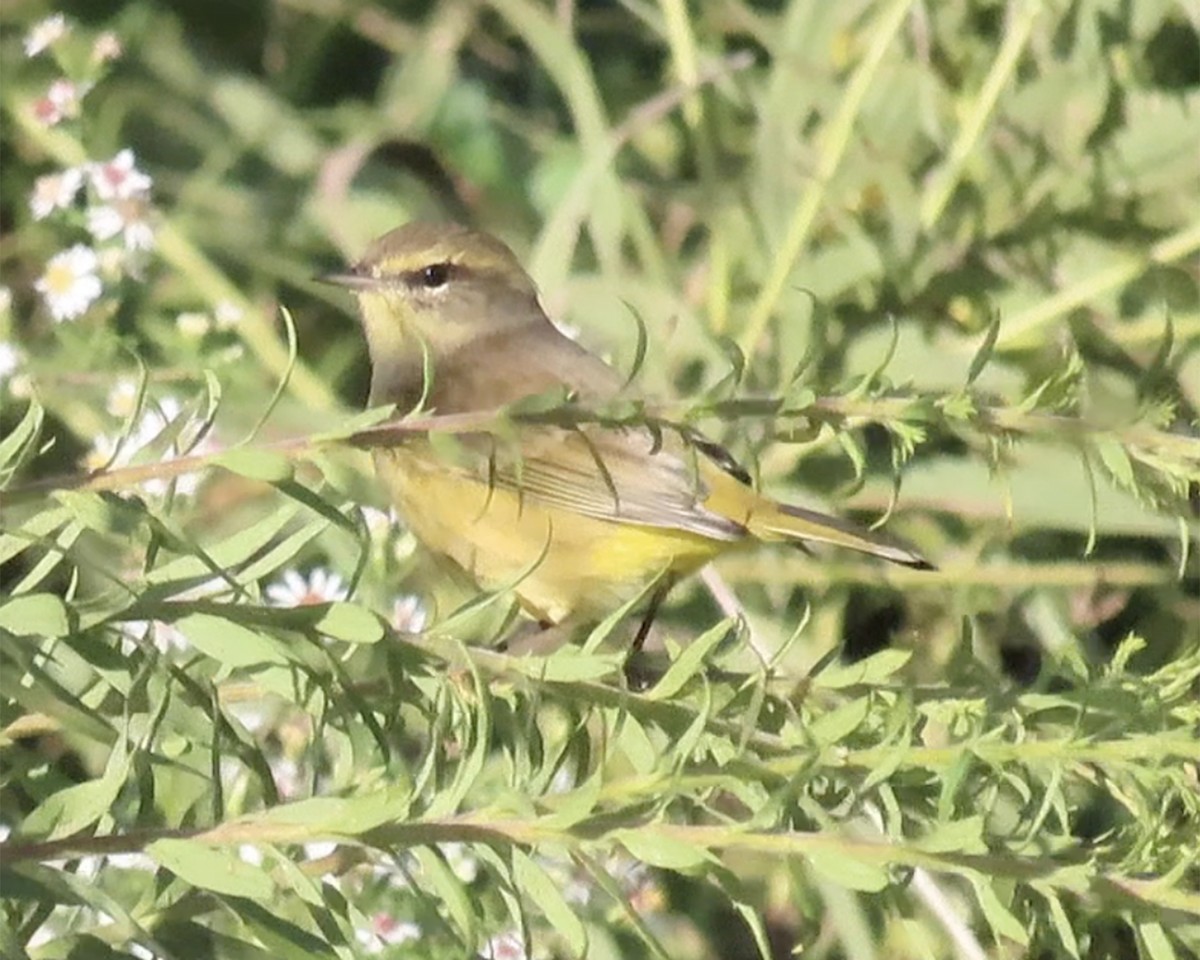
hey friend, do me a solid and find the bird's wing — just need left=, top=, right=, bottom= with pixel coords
left=447, top=422, right=748, bottom=542
left=418, top=321, right=747, bottom=540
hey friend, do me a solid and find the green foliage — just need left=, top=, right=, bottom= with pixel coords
left=2, top=1, right=1199, bottom=959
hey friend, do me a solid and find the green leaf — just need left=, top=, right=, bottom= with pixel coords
left=175, top=613, right=292, bottom=667
left=1035, top=886, right=1080, bottom=959
left=411, top=846, right=476, bottom=944
left=148, top=838, right=276, bottom=900
left=1094, top=436, right=1135, bottom=490
left=1137, top=920, right=1178, bottom=960
left=507, top=649, right=620, bottom=682
left=915, top=816, right=987, bottom=854
left=645, top=618, right=733, bottom=701
left=812, top=649, right=911, bottom=689
left=0, top=593, right=69, bottom=637
left=213, top=448, right=295, bottom=483
left=806, top=696, right=870, bottom=745
left=512, top=849, right=587, bottom=956
left=805, top=849, right=890, bottom=892
left=315, top=603, right=383, bottom=644
left=20, top=747, right=129, bottom=841
left=252, top=787, right=411, bottom=835
left=0, top=397, right=44, bottom=483
left=615, top=828, right=711, bottom=870
left=971, top=876, right=1030, bottom=946
left=147, top=505, right=300, bottom=584
left=966, top=314, right=1001, bottom=385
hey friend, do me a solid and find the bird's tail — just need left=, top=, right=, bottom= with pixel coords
left=748, top=498, right=933, bottom=569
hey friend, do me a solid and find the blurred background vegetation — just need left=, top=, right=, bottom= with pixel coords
left=2, top=0, right=1198, bottom=958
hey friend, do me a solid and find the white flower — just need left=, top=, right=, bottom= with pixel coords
left=35, top=244, right=102, bottom=321
left=30, top=167, right=84, bottom=219
left=271, top=757, right=304, bottom=800
left=24, top=14, right=68, bottom=57
left=439, top=842, right=478, bottom=883
left=86, top=197, right=155, bottom=251
left=33, top=78, right=84, bottom=126
left=265, top=569, right=348, bottom=607
left=392, top=594, right=429, bottom=633
left=360, top=505, right=395, bottom=535
left=353, top=930, right=384, bottom=956
left=106, top=852, right=155, bottom=871
left=372, top=915, right=421, bottom=946
left=91, top=31, right=122, bottom=65
left=237, top=845, right=263, bottom=867
left=89, top=395, right=215, bottom=497
left=106, top=377, right=139, bottom=417
left=118, top=619, right=190, bottom=657
left=0, top=342, right=22, bottom=385
left=480, top=931, right=527, bottom=960
left=89, top=149, right=152, bottom=201
left=214, top=301, right=243, bottom=329
left=302, top=841, right=337, bottom=861
left=176, top=312, right=211, bottom=338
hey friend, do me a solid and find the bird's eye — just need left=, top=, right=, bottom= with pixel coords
left=419, top=263, right=451, bottom=289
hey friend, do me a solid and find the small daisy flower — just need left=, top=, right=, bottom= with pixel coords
left=90, top=149, right=152, bottom=201
left=87, top=197, right=155, bottom=251
left=392, top=594, right=429, bottom=633
left=24, top=14, right=68, bottom=58
left=30, top=168, right=84, bottom=219
left=91, top=31, right=122, bottom=65
left=35, top=244, right=102, bottom=321
left=266, top=568, right=348, bottom=607
left=480, top=931, right=527, bottom=960
left=33, top=78, right=85, bottom=126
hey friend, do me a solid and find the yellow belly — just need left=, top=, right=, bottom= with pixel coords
left=374, top=447, right=725, bottom=622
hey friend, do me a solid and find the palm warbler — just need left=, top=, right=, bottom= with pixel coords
left=326, top=222, right=929, bottom=629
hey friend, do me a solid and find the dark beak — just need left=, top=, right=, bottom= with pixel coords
left=314, top=270, right=382, bottom=290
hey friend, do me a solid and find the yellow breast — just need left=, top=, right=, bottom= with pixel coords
left=373, top=446, right=724, bottom=623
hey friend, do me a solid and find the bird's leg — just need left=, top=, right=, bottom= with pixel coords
left=623, top=576, right=675, bottom=688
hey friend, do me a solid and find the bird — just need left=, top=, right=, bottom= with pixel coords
left=324, top=222, right=931, bottom=643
